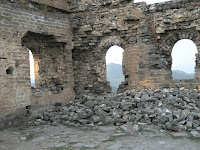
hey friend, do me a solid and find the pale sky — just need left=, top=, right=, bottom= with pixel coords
left=29, top=50, right=35, bottom=86
left=172, top=39, right=197, bottom=74
left=106, top=46, right=124, bottom=65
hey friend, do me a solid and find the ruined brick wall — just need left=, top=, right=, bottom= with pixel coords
left=70, top=0, right=200, bottom=95
left=70, top=0, right=149, bottom=95
left=71, top=2, right=145, bottom=94
left=124, top=0, right=200, bottom=89
left=145, top=0, right=200, bottom=88
left=0, top=0, right=74, bottom=115
left=1, top=0, right=200, bottom=116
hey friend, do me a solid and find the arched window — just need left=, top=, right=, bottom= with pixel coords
left=29, top=50, right=35, bottom=87
left=106, top=45, right=125, bottom=92
left=171, top=39, right=198, bottom=80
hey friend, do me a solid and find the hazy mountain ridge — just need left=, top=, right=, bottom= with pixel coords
left=106, top=63, right=125, bottom=92
left=172, top=70, right=195, bottom=80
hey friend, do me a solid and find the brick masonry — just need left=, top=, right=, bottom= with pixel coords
left=1, top=0, right=200, bottom=116
left=0, top=0, right=74, bottom=115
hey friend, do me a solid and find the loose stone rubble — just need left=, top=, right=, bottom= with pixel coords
left=31, top=88, right=200, bottom=137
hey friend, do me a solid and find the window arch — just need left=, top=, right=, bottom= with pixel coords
left=171, top=39, right=198, bottom=80
left=106, top=45, right=125, bottom=92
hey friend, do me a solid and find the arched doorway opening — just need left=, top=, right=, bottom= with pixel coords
left=106, top=45, right=125, bottom=92
left=171, top=39, right=198, bottom=80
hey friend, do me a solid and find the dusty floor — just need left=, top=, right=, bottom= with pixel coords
left=0, top=124, right=200, bottom=150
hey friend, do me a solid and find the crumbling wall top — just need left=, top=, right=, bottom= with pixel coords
left=147, top=0, right=200, bottom=12
left=30, top=0, right=72, bottom=12
left=69, top=0, right=134, bottom=12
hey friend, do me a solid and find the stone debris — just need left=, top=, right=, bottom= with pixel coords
left=31, top=88, right=200, bottom=137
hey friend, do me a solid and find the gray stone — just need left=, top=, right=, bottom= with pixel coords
left=186, top=121, right=193, bottom=128
left=92, top=116, right=101, bottom=123
left=31, top=88, right=200, bottom=134
left=36, top=119, right=42, bottom=122
left=120, top=124, right=133, bottom=134
left=172, top=132, right=189, bottom=137
left=20, top=137, right=27, bottom=141
left=107, top=143, right=123, bottom=150
left=83, top=142, right=101, bottom=148
left=190, top=131, right=200, bottom=138
left=60, top=115, right=69, bottom=120
left=103, top=116, right=112, bottom=124
left=78, top=112, right=89, bottom=119
left=132, top=124, right=139, bottom=131
left=97, top=109, right=108, bottom=118
left=52, top=121, right=59, bottom=126
left=184, top=97, right=190, bottom=102
left=141, top=94, right=150, bottom=101
left=196, top=127, right=200, bottom=131
left=79, top=119, right=89, bottom=124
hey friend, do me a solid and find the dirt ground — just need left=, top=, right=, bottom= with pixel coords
left=0, top=124, right=200, bottom=150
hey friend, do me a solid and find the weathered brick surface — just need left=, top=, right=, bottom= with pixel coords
left=0, top=1, right=74, bottom=115
left=148, top=0, right=200, bottom=88
left=71, top=2, right=145, bottom=95
left=31, top=0, right=71, bottom=11
left=70, top=0, right=200, bottom=94
left=1, top=0, right=200, bottom=116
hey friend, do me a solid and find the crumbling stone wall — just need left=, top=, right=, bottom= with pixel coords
left=71, top=0, right=200, bottom=96
left=146, top=0, right=200, bottom=88
left=71, top=0, right=148, bottom=95
left=0, top=0, right=74, bottom=115
left=1, top=0, right=200, bottom=116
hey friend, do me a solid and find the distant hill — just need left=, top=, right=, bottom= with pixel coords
left=106, top=64, right=195, bottom=92
left=106, top=63, right=125, bottom=92
left=172, top=70, right=194, bottom=80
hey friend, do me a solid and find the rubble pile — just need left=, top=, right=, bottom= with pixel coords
left=32, top=88, right=200, bottom=135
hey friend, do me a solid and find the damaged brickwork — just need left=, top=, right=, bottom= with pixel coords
left=70, top=0, right=200, bottom=94
left=0, top=0, right=74, bottom=115
left=1, top=0, right=200, bottom=117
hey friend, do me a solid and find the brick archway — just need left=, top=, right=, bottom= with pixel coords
left=89, top=36, right=124, bottom=93
left=99, top=36, right=125, bottom=51
left=97, top=36, right=127, bottom=93
left=161, top=31, right=200, bottom=71
left=157, top=30, right=200, bottom=88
